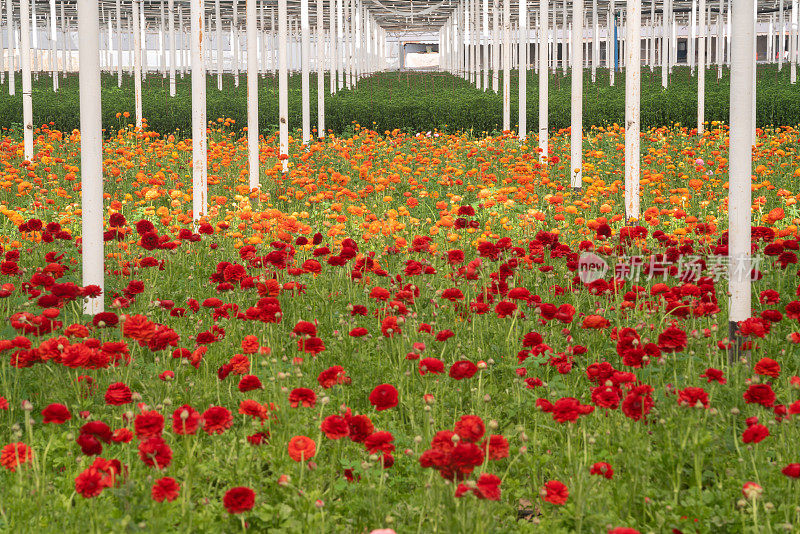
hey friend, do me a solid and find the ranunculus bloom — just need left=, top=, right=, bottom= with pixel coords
left=753, top=357, right=781, bottom=379
left=41, top=403, right=71, bottom=424
left=138, top=437, right=172, bottom=469
left=589, top=462, right=614, bottom=479
left=151, top=477, right=180, bottom=502
left=369, top=384, right=398, bottom=411
left=223, top=486, right=256, bottom=514
left=201, top=406, right=233, bottom=435
left=541, top=480, right=569, bottom=505
left=104, top=382, right=132, bottom=405
left=287, top=435, right=317, bottom=462
left=172, top=405, right=200, bottom=435
left=449, top=360, right=478, bottom=380
left=1, top=442, right=33, bottom=472
left=782, top=463, right=800, bottom=478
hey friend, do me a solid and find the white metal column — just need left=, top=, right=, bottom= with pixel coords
left=518, top=0, right=526, bottom=139
left=538, top=0, right=548, bottom=162
left=301, top=0, right=310, bottom=144
left=625, top=0, right=640, bottom=220
left=77, top=0, right=104, bottom=315
left=317, top=0, right=325, bottom=135
left=570, top=0, right=583, bottom=189
left=279, top=0, right=289, bottom=173
left=247, top=0, right=259, bottom=190
left=502, top=0, right=510, bottom=131
left=21, top=0, right=33, bottom=160
left=133, top=0, right=143, bottom=129
left=698, top=0, right=705, bottom=134
left=728, top=0, right=754, bottom=357
left=191, top=0, right=207, bottom=220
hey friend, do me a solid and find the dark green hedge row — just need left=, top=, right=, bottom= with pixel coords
left=0, top=66, right=797, bottom=137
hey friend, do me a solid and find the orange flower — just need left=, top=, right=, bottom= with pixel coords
left=287, top=436, right=316, bottom=462
left=1, top=442, right=33, bottom=472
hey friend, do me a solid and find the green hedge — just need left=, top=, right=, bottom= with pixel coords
left=0, top=66, right=797, bottom=137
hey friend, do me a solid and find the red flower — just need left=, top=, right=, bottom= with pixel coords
left=419, top=357, right=445, bottom=375
left=172, top=405, right=200, bottom=435
left=134, top=411, right=165, bottom=440
left=1, top=442, right=33, bottom=472
left=320, top=415, right=349, bottom=439
left=621, top=385, right=654, bottom=421
left=541, top=480, right=569, bottom=505
left=104, top=382, right=132, bottom=406
left=288, top=388, right=317, bottom=408
left=589, top=462, right=614, bottom=479
left=202, top=406, right=233, bottom=435
left=122, top=314, right=157, bottom=343
left=481, top=435, right=510, bottom=460
left=454, top=415, right=485, bottom=443
left=74, top=467, right=105, bottom=498
left=223, top=486, right=256, bottom=514
left=781, top=463, right=800, bottom=478
left=754, top=357, right=781, bottom=379
left=346, top=414, right=374, bottom=442
left=287, top=435, right=316, bottom=462
left=380, top=315, right=402, bottom=337
left=582, top=315, right=610, bottom=329
left=369, top=384, right=398, bottom=411
left=318, top=365, right=351, bottom=388
left=364, top=431, right=396, bottom=454
left=151, top=477, right=180, bottom=502
left=449, top=360, right=478, bottom=380
left=743, top=384, right=776, bottom=407
left=700, top=367, right=726, bottom=384
left=138, top=437, right=172, bottom=469
left=41, top=403, right=71, bottom=424
left=238, top=375, right=263, bottom=392
left=742, top=424, right=770, bottom=444
left=657, top=326, right=688, bottom=353
left=537, top=397, right=594, bottom=423
left=677, top=387, right=709, bottom=408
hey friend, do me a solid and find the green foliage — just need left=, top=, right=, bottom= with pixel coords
left=0, top=66, right=798, bottom=137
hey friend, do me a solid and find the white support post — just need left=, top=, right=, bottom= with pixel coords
left=661, top=0, right=668, bottom=87
left=21, top=0, right=33, bottom=160
left=77, top=0, right=104, bottom=315
left=133, top=0, right=143, bottom=129
left=609, top=0, right=615, bottom=85
left=301, top=0, right=310, bottom=144
left=191, top=0, right=207, bottom=221
left=233, top=0, right=240, bottom=87
left=279, top=0, right=289, bottom=173
left=690, top=0, right=696, bottom=74
left=116, top=0, right=122, bottom=86
left=502, top=0, right=510, bottom=132
left=728, top=0, right=754, bottom=359
left=247, top=0, right=259, bottom=191
left=50, top=0, right=58, bottom=91
left=169, top=0, right=177, bottom=96
left=159, top=0, right=166, bottom=78
left=792, top=0, right=798, bottom=83
left=330, top=0, right=337, bottom=92
left=562, top=0, right=567, bottom=73
left=179, top=4, right=185, bottom=78
left=649, top=0, right=654, bottom=70
left=698, top=0, right=705, bottom=134
left=482, top=0, right=488, bottom=90
left=716, top=0, right=723, bottom=77
left=492, top=0, right=498, bottom=92
left=216, top=0, right=223, bottom=90
left=570, top=0, right=583, bottom=189
left=625, top=0, right=640, bottom=221
left=538, top=0, right=548, bottom=163
left=518, top=0, right=526, bottom=139
left=6, top=0, right=14, bottom=96
left=592, top=0, right=598, bottom=82
left=140, top=4, right=147, bottom=78
left=779, top=0, right=784, bottom=71
left=317, top=0, right=325, bottom=136
left=337, top=0, right=343, bottom=89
